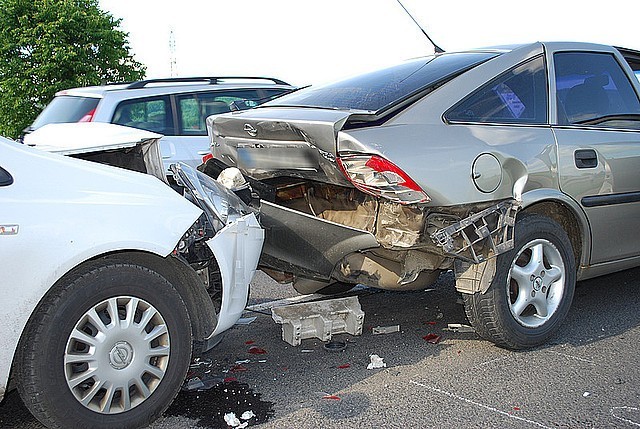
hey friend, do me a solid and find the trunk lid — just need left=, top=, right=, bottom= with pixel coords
left=208, top=107, right=352, bottom=185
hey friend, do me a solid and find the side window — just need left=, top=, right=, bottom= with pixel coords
left=176, top=90, right=265, bottom=136
left=0, top=166, right=13, bottom=187
left=554, top=52, right=640, bottom=127
left=446, top=56, right=548, bottom=125
left=112, top=97, right=174, bottom=134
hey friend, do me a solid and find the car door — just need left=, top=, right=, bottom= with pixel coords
left=551, top=49, right=640, bottom=264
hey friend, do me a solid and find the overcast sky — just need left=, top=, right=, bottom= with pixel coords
left=98, top=0, right=639, bottom=87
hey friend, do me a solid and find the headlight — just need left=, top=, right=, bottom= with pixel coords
left=170, top=163, right=250, bottom=228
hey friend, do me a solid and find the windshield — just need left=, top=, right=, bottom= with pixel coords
left=268, top=52, right=498, bottom=113
left=31, top=95, right=100, bottom=130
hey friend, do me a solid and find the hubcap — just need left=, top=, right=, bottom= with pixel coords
left=64, top=296, right=170, bottom=414
left=507, top=239, right=565, bottom=328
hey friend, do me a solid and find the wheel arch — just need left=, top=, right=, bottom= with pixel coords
left=520, top=189, right=590, bottom=269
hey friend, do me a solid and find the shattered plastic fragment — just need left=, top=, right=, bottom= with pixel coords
left=235, top=359, right=251, bottom=364
left=183, top=377, right=205, bottom=391
left=230, top=365, right=248, bottom=373
left=236, top=316, right=257, bottom=325
left=223, top=377, right=238, bottom=383
left=322, top=395, right=341, bottom=400
left=423, top=333, right=442, bottom=344
left=301, top=349, right=314, bottom=353
left=443, top=323, right=475, bottom=333
left=367, top=354, right=387, bottom=370
left=425, top=321, right=437, bottom=326
left=513, top=406, right=521, bottom=411
left=248, top=346, right=267, bottom=354
left=372, top=325, right=400, bottom=335
left=337, top=364, right=351, bottom=369
left=241, top=410, right=256, bottom=420
left=224, top=412, right=248, bottom=428
left=245, top=340, right=255, bottom=345
left=583, top=392, right=591, bottom=397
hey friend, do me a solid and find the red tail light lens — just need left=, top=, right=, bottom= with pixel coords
left=337, top=155, right=430, bottom=204
left=202, top=153, right=214, bottom=164
left=78, top=108, right=95, bottom=122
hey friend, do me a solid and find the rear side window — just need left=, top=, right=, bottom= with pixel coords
left=31, top=96, right=99, bottom=129
left=445, top=55, right=548, bottom=125
left=554, top=52, right=640, bottom=126
left=177, top=89, right=286, bottom=135
left=112, top=96, right=174, bottom=134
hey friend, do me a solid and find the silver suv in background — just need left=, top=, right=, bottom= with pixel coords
left=22, top=76, right=295, bottom=172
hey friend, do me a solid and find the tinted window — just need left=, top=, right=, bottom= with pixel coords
left=446, top=55, right=548, bottom=124
left=177, top=89, right=286, bottom=135
left=554, top=52, right=640, bottom=126
left=31, top=96, right=99, bottom=129
left=269, top=52, right=498, bottom=113
left=112, top=97, right=174, bottom=134
left=0, top=166, right=12, bottom=186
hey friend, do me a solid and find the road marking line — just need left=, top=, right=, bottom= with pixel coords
left=547, top=350, right=595, bottom=364
left=611, top=407, right=640, bottom=427
left=471, top=355, right=510, bottom=370
left=410, top=380, right=552, bottom=429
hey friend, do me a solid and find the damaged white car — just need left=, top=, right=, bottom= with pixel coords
left=0, top=124, right=263, bottom=428
left=206, top=42, right=640, bottom=349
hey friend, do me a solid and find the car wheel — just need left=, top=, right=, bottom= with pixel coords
left=17, top=261, right=192, bottom=429
left=463, top=214, right=576, bottom=349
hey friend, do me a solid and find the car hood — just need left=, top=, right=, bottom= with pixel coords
left=24, top=123, right=166, bottom=182
left=208, top=107, right=352, bottom=185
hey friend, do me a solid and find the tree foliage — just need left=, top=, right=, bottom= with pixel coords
left=0, top=0, right=145, bottom=138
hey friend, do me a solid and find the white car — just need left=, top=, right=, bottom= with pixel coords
left=0, top=130, right=264, bottom=428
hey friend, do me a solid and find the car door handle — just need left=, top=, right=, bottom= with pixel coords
left=574, top=149, right=597, bottom=169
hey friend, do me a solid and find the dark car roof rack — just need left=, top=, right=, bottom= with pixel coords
left=126, top=76, right=290, bottom=89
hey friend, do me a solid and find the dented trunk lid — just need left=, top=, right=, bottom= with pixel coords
left=208, top=107, right=353, bottom=185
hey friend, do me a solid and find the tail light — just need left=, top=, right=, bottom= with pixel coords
left=337, top=155, right=430, bottom=205
left=78, top=108, right=95, bottom=123
left=202, top=153, right=214, bottom=164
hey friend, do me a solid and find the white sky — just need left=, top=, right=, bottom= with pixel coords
left=99, top=0, right=639, bottom=87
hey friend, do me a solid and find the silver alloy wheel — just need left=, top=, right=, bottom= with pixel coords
left=507, top=238, right=565, bottom=328
left=63, top=296, right=170, bottom=414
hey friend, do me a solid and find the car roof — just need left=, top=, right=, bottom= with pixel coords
left=55, top=76, right=295, bottom=98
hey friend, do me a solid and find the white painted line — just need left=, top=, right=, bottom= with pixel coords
left=410, top=380, right=553, bottom=429
left=471, top=355, right=510, bottom=370
left=547, top=350, right=595, bottom=365
left=611, top=407, right=640, bottom=427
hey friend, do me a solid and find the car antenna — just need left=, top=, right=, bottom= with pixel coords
left=395, top=0, right=445, bottom=53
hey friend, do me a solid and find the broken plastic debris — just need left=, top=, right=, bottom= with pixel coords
left=223, top=376, right=238, bottom=383
left=235, top=359, right=251, bottom=364
left=183, top=377, right=205, bottom=391
left=423, top=333, right=442, bottom=344
left=372, top=325, right=400, bottom=335
left=235, top=316, right=257, bottom=325
left=248, top=346, right=267, bottom=354
left=230, top=364, right=248, bottom=373
left=245, top=340, right=255, bottom=345
left=224, top=412, right=248, bottom=428
left=583, top=392, right=591, bottom=397
left=424, top=321, right=437, bottom=326
left=443, top=323, right=475, bottom=333
left=367, top=354, right=387, bottom=370
left=241, top=410, right=256, bottom=420
left=513, top=406, right=521, bottom=411
left=337, top=364, right=351, bottom=369
left=301, top=349, right=314, bottom=353
left=322, top=395, right=341, bottom=400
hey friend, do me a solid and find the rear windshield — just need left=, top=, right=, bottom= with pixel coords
left=31, top=96, right=100, bottom=129
left=268, top=52, right=498, bottom=113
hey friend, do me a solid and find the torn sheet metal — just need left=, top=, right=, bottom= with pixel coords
left=271, top=296, right=364, bottom=346
left=430, top=199, right=520, bottom=263
left=207, top=213, right=264, bottom=337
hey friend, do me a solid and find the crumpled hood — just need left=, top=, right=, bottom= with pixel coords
left=208, top=107, right=352, bottom=185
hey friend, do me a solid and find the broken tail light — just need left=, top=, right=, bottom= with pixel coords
left=202, top=153, right=214, bottom=164
left=337, top=154, right=430, bottom=204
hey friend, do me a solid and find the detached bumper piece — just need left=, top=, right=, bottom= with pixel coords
left=271, top=296, right=364, bottom=346
left=430, top=200, right=520, bottom=263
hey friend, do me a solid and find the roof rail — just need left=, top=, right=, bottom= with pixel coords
left=126, top=76, right=290, bottom=89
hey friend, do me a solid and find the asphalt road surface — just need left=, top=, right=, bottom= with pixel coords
left=2, top=267, right=640, bottom=429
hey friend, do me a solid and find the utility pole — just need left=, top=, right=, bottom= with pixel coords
left=169, top=29, right=177, bottom=77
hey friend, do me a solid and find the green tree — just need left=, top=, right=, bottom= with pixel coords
left=0, top=0, right=145, bottom=139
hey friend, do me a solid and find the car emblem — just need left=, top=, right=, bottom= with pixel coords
left=244, top=123, right=257, bottom=137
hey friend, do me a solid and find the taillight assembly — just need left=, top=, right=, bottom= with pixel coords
left=78, top=108, right=95, bottom=123
left=337, top=155, right=430, bottom=205
left=202, top=153, right=214, bottom=164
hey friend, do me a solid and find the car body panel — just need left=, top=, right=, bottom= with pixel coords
left=0, top=139, right=202, bottom=401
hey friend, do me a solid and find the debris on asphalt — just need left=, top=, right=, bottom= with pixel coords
left=367, top=354, right=387, bottom=370
left=248, top=346, right=267, bottom=354
left=230, top=364, right=248, bottom=373
left=235, top=316, right=257, bottom=325
left=372, top=325, right=400, bottom=335
left=337, top=364, right=351, bottom=369
left=513, top=406, right=521, bottom=411
left=235, top=359, right=251, bottom=364
left=583, top=392, right=591, bottom=397
left=322, top=395, right=341, bottom=400
left=224, top=377, right=238, bottom=383
left=423, top=333, right=442, bottom=344
left=245, top=340, right=255, bottom=345
left=182, top=375, right=222, bottom=392
left=301, top=349, right=314, bottom=353
left=443, top=323, right=475, bottom=333
left=324, top=340, right=347, bottom=352
left=241, top=410, right=256, bottom=420
left=224, top=412, right=247, bottom=428
left=424, top=321, right=437, bottom=326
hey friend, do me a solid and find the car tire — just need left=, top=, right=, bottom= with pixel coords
left=16, top=261, right=192, bottom=429
left=463, top=214, right=576, bottom=349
